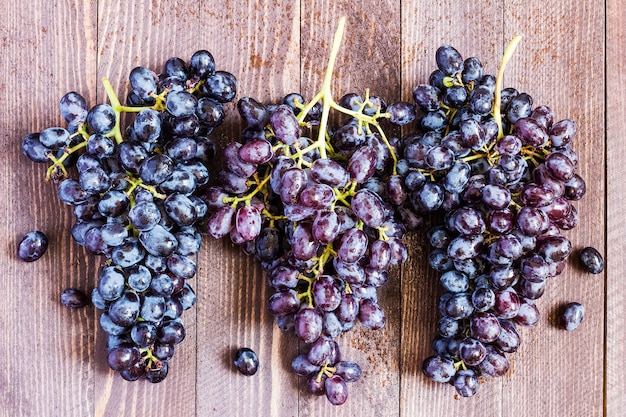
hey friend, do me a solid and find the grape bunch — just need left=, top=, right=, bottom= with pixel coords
left=202, top=19, right=409, bottom=405
left=392, top=40, right=586, bottom=397
left=21, top=50, right=238, bottom=382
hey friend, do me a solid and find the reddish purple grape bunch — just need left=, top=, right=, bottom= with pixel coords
left=203, top=88, right=409, bottom=404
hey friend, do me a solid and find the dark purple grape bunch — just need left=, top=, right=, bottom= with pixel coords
left=21, top=50, right=238, bottom=382
left=392, top=43, right=586, bottom=397
left=202, top=87, right=409, bottom=404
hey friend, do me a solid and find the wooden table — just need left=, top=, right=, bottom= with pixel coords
left=1, top=1, right=621, bottom=416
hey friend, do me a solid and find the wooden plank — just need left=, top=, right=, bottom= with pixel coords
left=194, top=2, right=302, bottom=416
left=0, top=1, right=616, bottom=416
left=606, top=0, right=625, bottom=415
left=502, top=2, right=605, bottom=416
left=93, top=1, right=201, bottom=416
left=399, top=1, right=506, bottom=415
left=0, top=1, right=98, bottom=417
left=401, top=0, right=502, bottom=416
left=297, top=2, right=403, bottom=416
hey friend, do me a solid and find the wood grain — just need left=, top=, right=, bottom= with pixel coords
left=502, top=3, right=605, bottom=417
left=400, top=2, right=505, bottom=416
left=299, top=3, right=402, bottom=417
left=606, top=0, right=625, bottom=415
left=94, top=1, right=201, bottom=416
left=0, top=0, right=617, bottom=416
left=1, top=2, right=98, bottom=417
left=194, top=2, right=302, bottom=416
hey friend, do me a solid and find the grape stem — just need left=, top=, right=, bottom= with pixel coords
left=315, top=360, right=337, bottom=382
left=101, top=78, right=154, bottom=145
left=223, top=172, right=272, bottom=208
left=493, top=34, right=523, bottom=139
left=293, top=17, right=399, bottom=173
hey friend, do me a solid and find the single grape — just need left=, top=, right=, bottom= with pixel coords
left=558, top=302, right=584, bottom=331
left=579, top=246, right=604, bottom=274
left=60, top=288, right=90, bottom=309
left=18, top=230, right=49, bottom=262
left=233, top=348, right=259, bottom=376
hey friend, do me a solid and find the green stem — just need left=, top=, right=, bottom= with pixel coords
left=223, top=173, right=271, bottom=208
left=493, top=35, right=523, bottom=140
left=306, top=16, right=346, bottom=159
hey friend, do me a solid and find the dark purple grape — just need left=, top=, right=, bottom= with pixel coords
left=411, top=182, right=444, bottom=212
left=513, top=298, right=541, bottom=327
left=337, top=228, right=368, bottom=264
left=139, top=225, right=178, bottom=257
left=443, top=85, right=468, bottom=108
left=425, top=145, right=455, bottom=170
left=579, top=246, right=604, bottom=274
left=310, top=159, right=349, bottom=188
left=515, top=117, right=548, bottom=147
left=157, top=319, right=186, bottom=345
left=163, top=56, right=188, bottom=80
left=470, top=312, right=501, bottom=343
left=269, top=290, right=300, bottom=317
left=59, top=92, right=88, bottom=127
left=107, top=345, right=140, bottom=371
left=521, top=183, right=554, bottom=207
left=87, top=104, right=116, bottom=134
left=299, top=184, right=335, bottom=210
left=334, top=361, right=361, bottom=383
left=531, top=105, right=554, bottom=130
left=558, top=302, right=584, bottom=331
left=347, top=145, right=378, bottom=183
left=202, top=71, right=237, bottom=103
left=453, top=369, right=480, bottom=397
left=325, top=375, right=348, bottom=405
left=505, top=92, right=532, bottom=124
left=21, top=133, right=52, bottom=163
left=145, top=361, right=169, bottom=383
left=312, top=276, right=341, bottom=312
left=357, top=299, right=385, bottom=330
left=60, top=288, right=90, bottom=309
left=436, top=45, right=464, bottom=75
left=493, top=288, right=521, bottom=319
left=413, top=84, right=440, bottom=112
left=295, top=307, right=323, bottom=344
left=196, top=97, right=225, bottom=128
left=422, top=355, right=456, bottom=383
left=459, top=337, right=486, bottom=366
left=270, top=105, right=300, bottom=145
left=517, top=206, right=550, bottom=236
left=108, top=291, right=140, bottom=327
left=564, top=174, right=586, bottom=200
left=306, top=373, right=326, bottom=396
left=18, top=230, right=49, bottom=262
left=189, top=50, right=215, bottom=79
left=291, top=354, right=318, bottom=376
left=307, top=335, right=336, bottom=366
left=494, top=319, right=521, bottom=353
left=537, top=235, right=571, bottom=263
left=387, top=101, right=416, bottom=125
left=291, top=222, right=319, bottom=261
left=549, top=119, right=577, bottom=147
left=478, top=345, right=510, bottom=377
left=233, top=347, right=259, bottom=376
left=39, top=127, right=70, bottom=149
left=545, top=151, right=576, bottom=181
left=234, top=204, right=262, bottom=242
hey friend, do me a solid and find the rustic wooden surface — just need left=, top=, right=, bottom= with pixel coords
left=0, top=0, right=617, bottom=416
